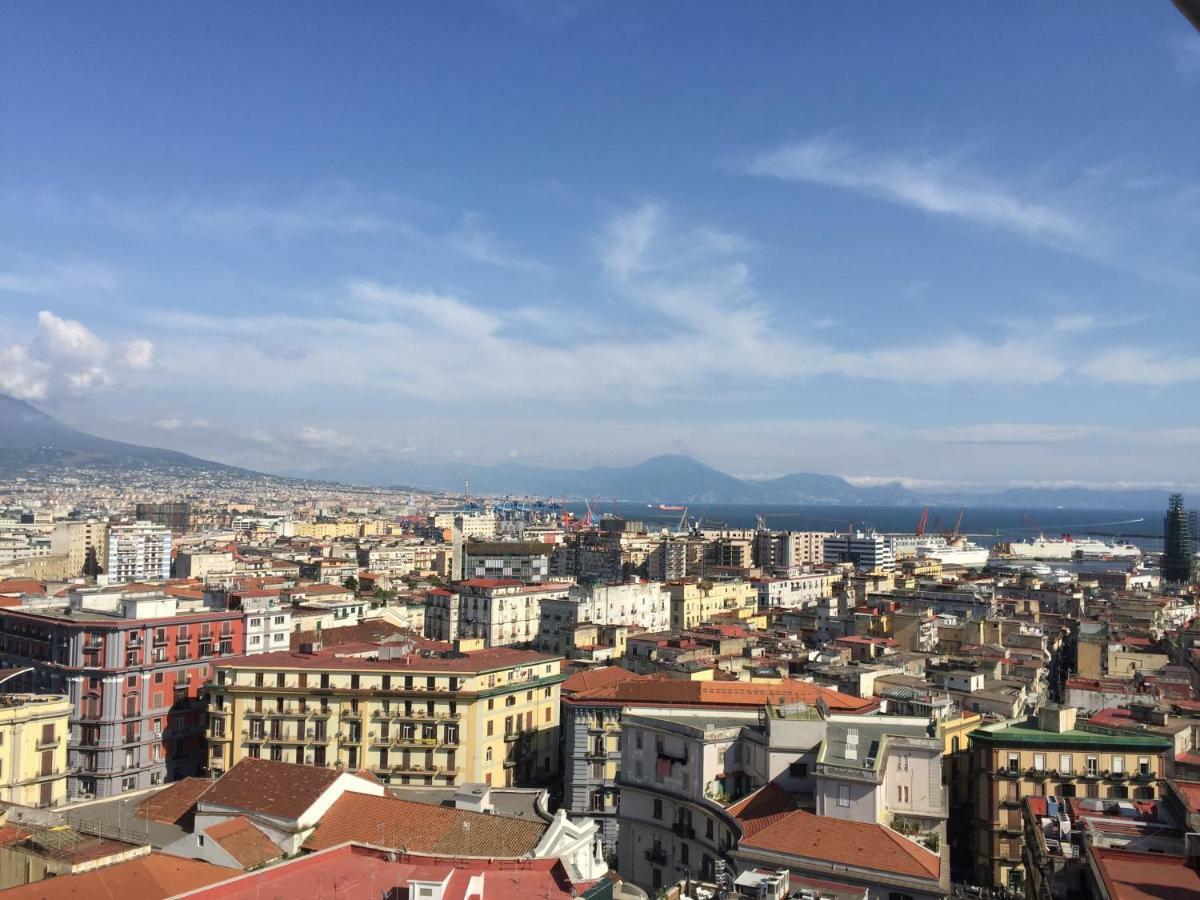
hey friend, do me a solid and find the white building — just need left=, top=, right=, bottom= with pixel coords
left=823, top=531, right=895, bottom=572
left=753, top=573, right=840, bottom=609
left=104, top=521, right=171, bottom=583
left=50, top=519, right=109, bottom=576
left=461, top=541, right=553, bottom=582
left=241, top=596, right=293, bottom=655
left=538, top=582, right=671, bottom=653
left=428, top=579, right=571, bottom=646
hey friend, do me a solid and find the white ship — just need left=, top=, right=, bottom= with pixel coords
left=1003, top=535, right=1142, bottom=560
left=915, top=536, right=989, bottom=567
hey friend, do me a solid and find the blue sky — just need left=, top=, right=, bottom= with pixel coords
left=1, top=3, right=1199, bottom=489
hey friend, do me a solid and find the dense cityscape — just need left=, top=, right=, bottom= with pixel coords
left=4, top=3, right=1200, bottom=899
left=0, top=460, right=1196, bottom=899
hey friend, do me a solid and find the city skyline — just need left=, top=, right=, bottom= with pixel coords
left=2, top=5, right=1199, bottom=489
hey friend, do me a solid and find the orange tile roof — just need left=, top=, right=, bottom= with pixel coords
left=566, top=675, right=874, bottom=713
left=0, top=852, right=234, bottom=899
left=0, top=579, right=45, bottom=595
left=1091, top=847, right=1200, bottom=900
left=204, top=817, right=282, bottom=869
left=302, top=793, right=546, bottom=856
left=739, top=810, right=941, bottom=882
left=136, top=778, right=214, bottom=825
left=727, top=783, right=799, bottom=838
left=561, top=665, right=644, bottom=695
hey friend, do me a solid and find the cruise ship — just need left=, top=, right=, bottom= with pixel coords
left=915, top=536, right=990, bottom=567
left=1002, top=535, right=1142, bottom=560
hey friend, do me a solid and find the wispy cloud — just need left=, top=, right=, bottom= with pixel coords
left=447, top=212, right=549, bottom=273
left=745, top=135, right=1090, bottom=245
left=1078, top=347, right=1200, bottom=386
left=0, top=261, right=118, bottom=295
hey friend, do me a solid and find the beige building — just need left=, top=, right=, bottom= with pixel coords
left=0, top=693, right=71, bottom=808
left=49, top=520, right=108, bottom=578
left=969, top=705, right=1171, bottom=891
left=667, top=579, right=757, bottom=629
left=205, top=644, right=564, bottom=789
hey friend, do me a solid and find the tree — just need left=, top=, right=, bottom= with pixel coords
left=82, top=546, right=103, bottom=579
left=342, top=576, right=359, bottom=592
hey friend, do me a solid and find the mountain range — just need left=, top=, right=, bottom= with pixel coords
left=0, top=394, right=1181, bottom=509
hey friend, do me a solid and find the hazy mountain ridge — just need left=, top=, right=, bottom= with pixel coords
left=0, top=395, right=1181, bottom=509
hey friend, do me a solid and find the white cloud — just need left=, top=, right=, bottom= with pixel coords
left=0, top=345, right=47, bottom=400
left=601, top=203, right=661, bottom=282
left=347, top=279, right=500, bottom=336
left=0, top=311, right=156, bottom=401
left=295, top=426, right=356, bottom=451
left=155, top=417, right=183, bottom=431
left=447, top=212, right=548, bottom=273
left=1078, top=347, right=1200, bottom=386
left=745, top=135, right=1089, bottom=245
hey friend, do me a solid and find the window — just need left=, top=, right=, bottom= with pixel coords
left=788, top=761, right=807, bottom=778
left=1059, top=754, right=1072, bottom=774
left=487, top=720, right=494, bottom=736
left=485, top=747, right=492, bottom=762
left=1007, top=753, right=1020, bottom=774
left=1087, top=756, right=1098, bottom=776
left=652, top=798, right=663, bottom=819
left=635, top=731, right=643, bottom=750
left=1138, top=757, right=1151, bottom=775
left=1112, top=755, right=1124, bottom=774
left=1034, top=753, right=1045, bottom=771
left=837, top=784, right=850, bottom=808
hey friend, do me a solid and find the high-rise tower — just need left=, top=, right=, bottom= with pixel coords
left=1162, top=494, right=1194, bottom=584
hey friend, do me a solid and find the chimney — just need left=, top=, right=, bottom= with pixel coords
left=1038, top=705, right=1077, bottom=734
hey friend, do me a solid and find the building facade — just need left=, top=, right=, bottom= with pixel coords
left=105, top=521, right=172, bottom=584
left=205, top=645, right=564, bottom=789
left=666, top=579, right=757, bottom=630
left=0, top=585, right=245, bottom=799
left=824, top=532, right=895, bottom=572
left=968, top=705, right=1172, bottom=891
left=538, top=582, right=671, bottom=653
left=0, top=693, right=71, bottom=807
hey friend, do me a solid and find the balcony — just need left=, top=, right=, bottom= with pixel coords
left=997, top=767, right=1022, bottom=779
left=340, top=710, right=362, bottom=721
left=206, top=729, right=231, bottom=743
left=392, top=736, right=439, bottom=750
left=644, top=846, right=668, bottom=865
left=1106, top=771, right=1129, bottom=781
left=36, top=735, right=61, bottom=750
left=671, top=822, right=695, bottom=839
left=999, top=796, right=1021, bottom=808
left=1132, top=771, right=1156, bottom=782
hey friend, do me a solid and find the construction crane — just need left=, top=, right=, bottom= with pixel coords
left=944, top=508, right=965, bottom=541
left=915, top=506, right=929, bottom=537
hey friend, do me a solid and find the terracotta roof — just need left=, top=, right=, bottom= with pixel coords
left=0, top=579, right=45, bottom=595
left=204, top=817, right=282, bottom=869
left=0, top=852, right=234, bottom=899
left=302, top=793, right=546, bottom=856
left=288, top=619, right=409, bottom=651
left=727, top=783, right=799, bottom=838
left=136, top=778, right=214, bottom=825
left=566, top=676, right=874, bottom=713
left=1171, top=780, right=1200, bottom=813
left=739, top=810, right=941, bottom=882
left=1090, top=847, right=1200, bottom=900
left=199, top=758, right=342, bottom=821
left=561, top=665, right=644, bottom=695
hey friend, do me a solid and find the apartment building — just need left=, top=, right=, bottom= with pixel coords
left=753, top=530, right=832, bottom=570
left=0, top=585, right=245, bottom=799
left=105, top=521, right=172, bottom=584
left=174, top=550, right=235, bottom=581
left=538, top=582, right=671, bottom=653
left=753, top=573, right=840, bottom=610
left=666, top=579, right=757, bottom=630
left=565, top=674, right=875, bottom=861
left=430, top=512, right=497, bottom=540
left=49, top=519, right=109, bottom=577
left=814, top=714, right=947, bottom=849
left=424, top=579, right=571, bottom=646
left=205, top=644, right=565, bottom=789
left=824, top=531, right=895, bottom=572
left=239, top=596, right=293, bottom=655
left=461, top=542, right=553, bottom=582
left=0, top=693, right=71, bottom=807
left=968, top=705, right=1172, bottom=891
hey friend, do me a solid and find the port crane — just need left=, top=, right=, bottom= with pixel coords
left=915, top=506, right=928, bottom=537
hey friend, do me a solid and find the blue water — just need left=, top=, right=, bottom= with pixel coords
left=567, top=503, right=1166, bottom=552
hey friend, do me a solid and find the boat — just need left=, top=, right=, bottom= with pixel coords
left=915, top=536, right=989, bottom=567
left=649, top=504, right=686, bottom=511
left=1005, top=535, right=1141, bottom=560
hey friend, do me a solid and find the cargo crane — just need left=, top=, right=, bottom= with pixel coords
left=915, top=506, right=929, bottom=537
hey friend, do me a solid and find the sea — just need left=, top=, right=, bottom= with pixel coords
left=565, top=502, right=1167, bottom=557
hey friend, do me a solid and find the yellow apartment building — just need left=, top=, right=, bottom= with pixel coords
left=667, top=579, right=757, bottom=629
left=205, top=644, right=564, bottom=788
left=0, top=694, right=71, bottom=808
